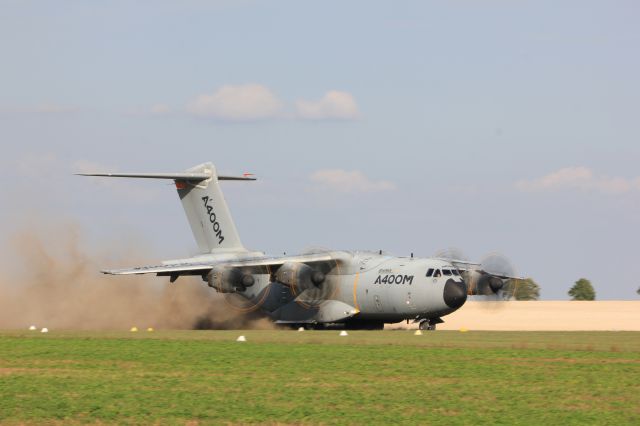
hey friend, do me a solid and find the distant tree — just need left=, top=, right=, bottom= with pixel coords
left=637, top=286, right=640, bottom=296
left=503, top=278, right=540, bottom=300
left=568, top=278, right=596, bottom=301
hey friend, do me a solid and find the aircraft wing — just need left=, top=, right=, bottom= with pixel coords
left=101, top=263, right=214, bottom=276
left=101, top=253, right=339, bottom=277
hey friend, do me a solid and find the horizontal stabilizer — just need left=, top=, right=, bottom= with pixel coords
left=76, top=172, right=256, bottom=181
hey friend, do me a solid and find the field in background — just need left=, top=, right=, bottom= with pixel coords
left=396, top=301, right=640, bottom=331
left=1, top=330, right=639, bottom=424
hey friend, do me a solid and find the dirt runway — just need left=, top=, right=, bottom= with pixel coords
left=387, top=301, right=640, bottom=331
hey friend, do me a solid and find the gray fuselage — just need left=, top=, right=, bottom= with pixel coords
left=233, top=251, right=468, bottom=327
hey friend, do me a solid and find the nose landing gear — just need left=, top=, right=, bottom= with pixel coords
left=417, top=317, right=443, bottom=331
left=418, top=319, right=437, bottom=331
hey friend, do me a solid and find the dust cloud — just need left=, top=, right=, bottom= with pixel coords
left=0, top=223, right=273, bottom=330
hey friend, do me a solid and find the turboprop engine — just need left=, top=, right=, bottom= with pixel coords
left=465, top=271, right=505, bottom=296
left=276, top=262, right=326, bottom=294
left=207, top=266, right=255, bottom=293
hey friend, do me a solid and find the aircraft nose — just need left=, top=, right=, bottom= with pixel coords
left=443, top=279, right=468, bottom=309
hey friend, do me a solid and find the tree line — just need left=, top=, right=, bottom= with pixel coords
left=500, top=278, right=640, bottom=300
left=501, top=277, right=598, bottom=301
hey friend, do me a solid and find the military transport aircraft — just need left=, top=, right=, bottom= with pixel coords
left=79, top=162, right=519, bottom=330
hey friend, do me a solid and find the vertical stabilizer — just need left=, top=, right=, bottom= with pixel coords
left=176, top=162, right=246, bottom=253
left=77, top=162, right=252, bottom=254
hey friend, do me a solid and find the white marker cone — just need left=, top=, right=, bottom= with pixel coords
left=40, top=328, right=49, bottom=333
left=414, top=330, right=423, bottom=336
left=29, top=325, right=37, bottom=331
left=298, top=327, right=305, bottom=332
left=237, top=335, right=247, bottom=342
left=339, top=330, right=348, bottom=337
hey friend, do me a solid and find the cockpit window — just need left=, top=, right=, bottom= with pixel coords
left=452, top=269, right=460, bottom=276
left=434, top=269, right=442, bottom=278
left=426, top=268, right=434, bottom=277
left=442, top=269, right=452, bottom=276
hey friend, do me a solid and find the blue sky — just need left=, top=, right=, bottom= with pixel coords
left=1, top=1, right=639, bottom=299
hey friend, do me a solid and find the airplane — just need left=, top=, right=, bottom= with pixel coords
left=79, top=162, right=519, bottom=330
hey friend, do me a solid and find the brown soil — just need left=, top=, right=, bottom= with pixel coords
left=387, top=301, right=640, bottom=331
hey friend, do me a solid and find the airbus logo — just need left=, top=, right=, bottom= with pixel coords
left=202, top=196, right=225, bottom=244
left=374, top=275, right=414, bottom=285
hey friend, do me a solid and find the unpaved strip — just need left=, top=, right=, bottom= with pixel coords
left=387, top=301, right=640, bottom=331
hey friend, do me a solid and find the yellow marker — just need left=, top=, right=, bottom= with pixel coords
left=147, top=327, right=154, bottom=332
left=459, top=328, right=469, bottom=333
left=130, top=327, right=138, bottom=332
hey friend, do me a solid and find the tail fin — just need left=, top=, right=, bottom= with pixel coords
left=78, top=162, right=253, bottom=253
left=175, top=162, right=249, bottom=253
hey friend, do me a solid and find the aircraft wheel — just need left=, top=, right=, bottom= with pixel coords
left=419, top=320, right=437, bottom=331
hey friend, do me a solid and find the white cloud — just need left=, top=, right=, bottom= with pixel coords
left=186, top=84, right=283, bottom=121
left=295, top=90, right=359, bottom=120
left=183, top=85, right=360, bottom=122
left=515, top=167, right=640, bottom=194
left=150, top=103, right=171, bottom=115
left=310, top=169, right=396, bottom=193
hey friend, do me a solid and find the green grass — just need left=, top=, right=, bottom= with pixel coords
left=1, top=331, right=639, bottom=425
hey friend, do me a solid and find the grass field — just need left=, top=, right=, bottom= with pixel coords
left=1, top=330, right=639, bottom=425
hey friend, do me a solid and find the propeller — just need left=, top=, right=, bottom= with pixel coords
left=220, top=249, right=345, bottom=314
left=481, top=252, right=517, bottom=280
left=284, top=248, right=344, bottom=309
left=433, top=247, right=470, bottom=263
left=434, top=248, right=520, bottom=306
left=294, top=260, right=341, bottom=309
left=469, top=253, right=519, bottom=306
left=221, top=265, right=274, bottom=313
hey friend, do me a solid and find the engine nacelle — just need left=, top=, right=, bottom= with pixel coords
left=276, top=262, right=325, bottom=293
left=207, top=266, right=255, bottom=293
left=464, top=271, right=505, bottom=296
